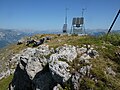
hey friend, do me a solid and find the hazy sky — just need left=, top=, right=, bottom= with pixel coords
left=0, top=0, right=120, bottom=31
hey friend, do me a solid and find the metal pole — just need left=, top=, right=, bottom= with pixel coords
left=82, top=9, right=85, bottom=17
left=65, top=8, right=68, bottom=24
left=107, top=9, right=120, bottom=35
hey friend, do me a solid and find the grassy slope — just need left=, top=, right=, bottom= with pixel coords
left=0, top=34, right=120, bottom=90
left=0, top=43, right=27, bottom=72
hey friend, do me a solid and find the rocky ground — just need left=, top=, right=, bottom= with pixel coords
left=0, top=34, right=120, bottom=90
left=8, top=44, right=99, bottom=90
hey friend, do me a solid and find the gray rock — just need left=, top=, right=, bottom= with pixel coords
left=37, top=45, right=50, bottom=56
left=72, top=72, right=80, bottom=90
left=106, top=67, right=116, bottom=76
left=79, top=53, right=91, bottom=61
left=17, top=38, right=26, bottom=44
left=79, top=65, right=92, bottom=77
left=10, top=69, right=15, bottom=74
left=0, top=72, right=5, bottom=80
left=53, top=84, right=63, bottom=90
left=48, top=45, right=77, bottom=83
left=77, top=47, right=87, bottom=55
left=56, top=45, right=77, bottom=62
left=49, top=54, right=71, bottom=83
left=9, top=45, right=50, bottom=90
left=72, top=64, right=92, bottom=90
left=9, top=44, right=99, bottom=90
left=87, top=49, right=99, bottom=58
left=5, top=69, right=11, bottom=77
left=26, top=56, right=47, bottom=79
left=10, top=45, right=50, bottom=72
left=0, top=69, right=11, bottom=80
left=16, top=47, right=48, bottom=79
left=50, top=48, right=55, bottom=53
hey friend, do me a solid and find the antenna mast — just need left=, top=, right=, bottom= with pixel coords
left=63, top=8, right=68, bottom=33
left=82, top=8, right=85, bottom=17
left=65, top=8, right=68, bottom=24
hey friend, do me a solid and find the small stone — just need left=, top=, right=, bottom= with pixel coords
left=53, top=84, right=63, bottom=90
left=79, top=53, right=91, bottom=61
left=106, top=67, right=116, bottom=76
left=72, top=72, right=80, bottom=90
left=77, top=47, right=87, bottom=55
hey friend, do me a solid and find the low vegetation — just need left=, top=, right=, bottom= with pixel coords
left=0, top=75, right=13, bottom=90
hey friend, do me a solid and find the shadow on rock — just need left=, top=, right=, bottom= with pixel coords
left=9, top=64, right=57, bottom=90
left=9, top=64, right=33, bottom=90
left=32, top=64, right=57, bottom=90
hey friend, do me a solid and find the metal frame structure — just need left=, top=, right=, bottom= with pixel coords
left=70, top=9, right=86, bottom=34
left=71, top=17, right=85, bottom=34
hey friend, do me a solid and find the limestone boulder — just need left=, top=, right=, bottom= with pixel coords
left=49, top=54, right=71, bottom=83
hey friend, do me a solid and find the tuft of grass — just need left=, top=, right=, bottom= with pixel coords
left=100, top=33, right=120, bottom=46
left=0, top=75, right=13, bottom=90
left=80, top=77, right=95, bottom=90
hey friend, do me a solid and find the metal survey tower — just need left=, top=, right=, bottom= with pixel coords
left=63, top=8, right=68, bottom=33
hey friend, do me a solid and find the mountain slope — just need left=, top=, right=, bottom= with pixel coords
left=0, top=29, right=30, bottom=48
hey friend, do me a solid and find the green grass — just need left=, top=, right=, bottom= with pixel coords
left=80, top=77, right=95, bottom=90
left=47, top=35, right=103, bottom=49
left=0, top=75, right=13, bottom=90
left=100, top=33, right=120, bottom=46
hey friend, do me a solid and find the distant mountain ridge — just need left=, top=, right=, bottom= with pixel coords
left=86, top=29, right=120, bottom=36
left=0, top=28, right=119, bottom=48
left=0, top=29, right=29, bottom=48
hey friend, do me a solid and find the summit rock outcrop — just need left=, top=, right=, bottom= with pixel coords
left=9, top=44, right=99, bottom=90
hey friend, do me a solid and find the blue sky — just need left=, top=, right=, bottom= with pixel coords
left=0, top=0, right=120, bottom=31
